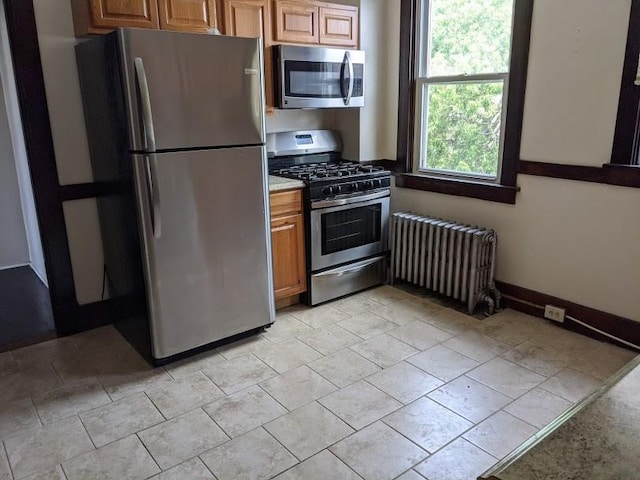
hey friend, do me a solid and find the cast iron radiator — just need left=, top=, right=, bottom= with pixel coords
left=389, top=212, right=501, bottom=314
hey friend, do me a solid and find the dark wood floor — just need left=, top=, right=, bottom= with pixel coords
left=0, top=266, right=56, bottom=352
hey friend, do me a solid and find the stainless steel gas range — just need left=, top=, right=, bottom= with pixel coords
left=268, top=130, right=391, bottom=305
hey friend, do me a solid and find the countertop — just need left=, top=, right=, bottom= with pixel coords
left=268, top=175, right=305, bottom=192
left=481, top=353, right=640, bottom=480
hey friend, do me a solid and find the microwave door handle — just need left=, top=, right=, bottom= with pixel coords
left=134, top=57, right=156, bottom=152
left=344, top=51, right=354, bottom=105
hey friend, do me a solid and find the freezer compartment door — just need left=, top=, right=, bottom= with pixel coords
left=132, top=147, right=274, bottom=359
left=120, top=28, right=265, bottom=151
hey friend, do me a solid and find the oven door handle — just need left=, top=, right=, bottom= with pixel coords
left=315, top=256, right=383, bottom=278
left=311, top=189, right=389, bottom=209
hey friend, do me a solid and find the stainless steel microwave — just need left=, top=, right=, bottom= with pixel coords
left=274, top=45, right=365, bottom=109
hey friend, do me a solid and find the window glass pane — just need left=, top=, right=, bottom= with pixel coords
left=422, top=81, right=504, bottom=176
left=428, top=0, right=513, bottom=76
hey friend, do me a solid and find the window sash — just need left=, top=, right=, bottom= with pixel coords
left=413, top=74, right=510, bottom=181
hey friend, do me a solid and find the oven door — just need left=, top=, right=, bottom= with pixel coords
left=276, top=45, right=365, bottom=109
left=310, top=191, right=389, bottom=271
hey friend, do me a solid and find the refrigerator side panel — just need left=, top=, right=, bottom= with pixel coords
left=133, top=147, right=274, bottom=360
left=118, top=29, right=265, bottom=151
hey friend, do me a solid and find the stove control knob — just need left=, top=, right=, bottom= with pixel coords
left=372, top=179, right=382, bottom=188
left=364, top=181, right=374, bottom=190
left=322, top=186, right=332, bottom=196
left=333, top=185, right=342, bottom=194
left=349, top=183, right=358, bottom=192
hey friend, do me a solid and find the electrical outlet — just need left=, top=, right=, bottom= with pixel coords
left=544, top=304, right=566, bottom=323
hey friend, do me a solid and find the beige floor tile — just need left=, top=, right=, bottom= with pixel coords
left=80, top=392, right=164, bottom=447
left=0, top=396, right=41, bottom=441
left=265, top=402, right=353, bottom=460
left=11, top=338, right=80, bottom=368
left=337, top=313, right=398, bottom=339
left=463, top=411, right=537, bottom=458
left=98, top=368, right=173, bottom=401
left=260, top=366, right=336, bottom=411
left=0, top=364, right=61, bottom=403
left=331, top=295, right=384, bottom=316
left=350, top=334, right=419, bottom=368
left=71, top=325, right=126, bottom=352
left=330, top=421, right=427, bottom=480
left=262, top=314, right=314, bottom=344
left=407, top=344, right=480, bottom=382
left=138, top=409, right=228, bottom=469
left=52, top=348, right=125, bottom=385
left=145, top=372, right=224, bottom=419
left=414, top=438, right=496, bottom=480
left=395, top=470, right=426, bottom=480
left=366, top=362, right=443, bottom=403
left=473, top=309, right=544, bottom=346
left=308, top=349, right=381, bottom=388
left=202, top=354, right=276, bottom=395
left=297, top=324, right=362, bottom=355
left=216, top=335, right=272, bottom=360
left=443, top=330, right=510, bottom=363
left=163, top=350, right=225, bottom=380
left=504, top=388, right=573, bottom=428
left=420, top=307, right=478, bottom=336
left=467, top=357, right=546, bottom=399
left=254, top=339, right=322, bottom=373
left=273, top=450, right=361, bottom=480
left=149, top=458, right=213, bottom=480
left=388, top=320, right=452, bottom=351
left=33, top=377, right=112, bottom=425
left=4, top=416, right=94, bottom=479
left=203, top=385, right=287, bottom=438
left=569, top=342, right=636, bottom=381
left=538, top=368, right=602, bottom=403
left=287, top=304, right=351, bottom=329
left=201, top=427, right=297, bottom=480
left=427, top=376, right=511, bottom=423
left=319, top=380, right=401, bottom=429
left=20, top=464, right=66, bottom=480
left=383, top=396, right=473, bottom=453
left=0, top=352, right=18, bottom=378
left=374, top=299, right=440, bottom=326
left=361, top=285, right=414, bottom=305
left=0, top=446, right=10, bottom=480
left=63, top=434, right=159, bottom=480
left=501, top=341, right=572, bottom=377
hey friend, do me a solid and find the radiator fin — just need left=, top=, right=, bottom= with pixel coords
left=390, top=212, right=501, bottom=314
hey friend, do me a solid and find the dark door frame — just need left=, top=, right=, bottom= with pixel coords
left=3, top=0, right=79, bottom=335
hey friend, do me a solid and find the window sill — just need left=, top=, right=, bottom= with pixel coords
left=518, top=160, right=640, bottom=188
left=393, top=172, right=520, bottom=204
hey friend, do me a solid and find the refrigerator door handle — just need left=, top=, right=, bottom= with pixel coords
left=134, top=57, right=157, bottom=152
left=145, top=154, right=162, bottom=238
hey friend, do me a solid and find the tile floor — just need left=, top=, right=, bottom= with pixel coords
left=0, top=286, right=636, bottom=480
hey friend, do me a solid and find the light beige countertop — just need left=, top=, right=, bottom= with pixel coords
left=268, top=175, right=305, bottom=192
left=481, top=352, right=640, bottom=480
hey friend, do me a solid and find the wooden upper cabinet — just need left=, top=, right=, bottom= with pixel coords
left=274, top=0, right=319, bottom=45
left=157, top=0, right=216, bottom=32
left=88, top=0, right=159, bottom=30
left=319, top=5, right=357, bottom=47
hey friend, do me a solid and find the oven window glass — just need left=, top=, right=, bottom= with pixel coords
left=285, top=61, right=364, bottom=98
left=321, top=204, right=382, bottom=255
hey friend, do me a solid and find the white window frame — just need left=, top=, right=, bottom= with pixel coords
left=413, top=0, right=515, bottom=182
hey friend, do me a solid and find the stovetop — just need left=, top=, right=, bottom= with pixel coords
left=270, top=161, right=388, bottom=183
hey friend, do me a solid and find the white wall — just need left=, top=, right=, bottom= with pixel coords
left=32, top=0, right=104, bottom=303
left=0, top=76, right=28, bottom=269
left=391, top=0, right=640, bottom=321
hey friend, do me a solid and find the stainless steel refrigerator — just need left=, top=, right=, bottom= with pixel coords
left=76, top=28, right=275, bottom=364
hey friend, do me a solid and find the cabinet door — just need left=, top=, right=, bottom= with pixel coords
left=271, top=213, right=307, bottom=300
left=319, top=6, right=358, bottom=47
left=223, top=0, right=274, bottom=108
left=274, top=0, right=318, bottom=44
left=89, top=0, right=159, bottom=29
left=158, top=0, right=217, bottom=32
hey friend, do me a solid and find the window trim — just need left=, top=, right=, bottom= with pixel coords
left=395, top=0, right=534, bottom=204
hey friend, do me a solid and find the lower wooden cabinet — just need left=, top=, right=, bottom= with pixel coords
left=270, top=189, right=306, bottom=301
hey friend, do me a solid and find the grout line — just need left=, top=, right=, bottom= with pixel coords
left=136, top=432, right=163, bottom=474
left=261, top=425, right=301, bottom=462
left=2, top=440, right=16, bottom=480
left=77, top=414, right=97, bottom=450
